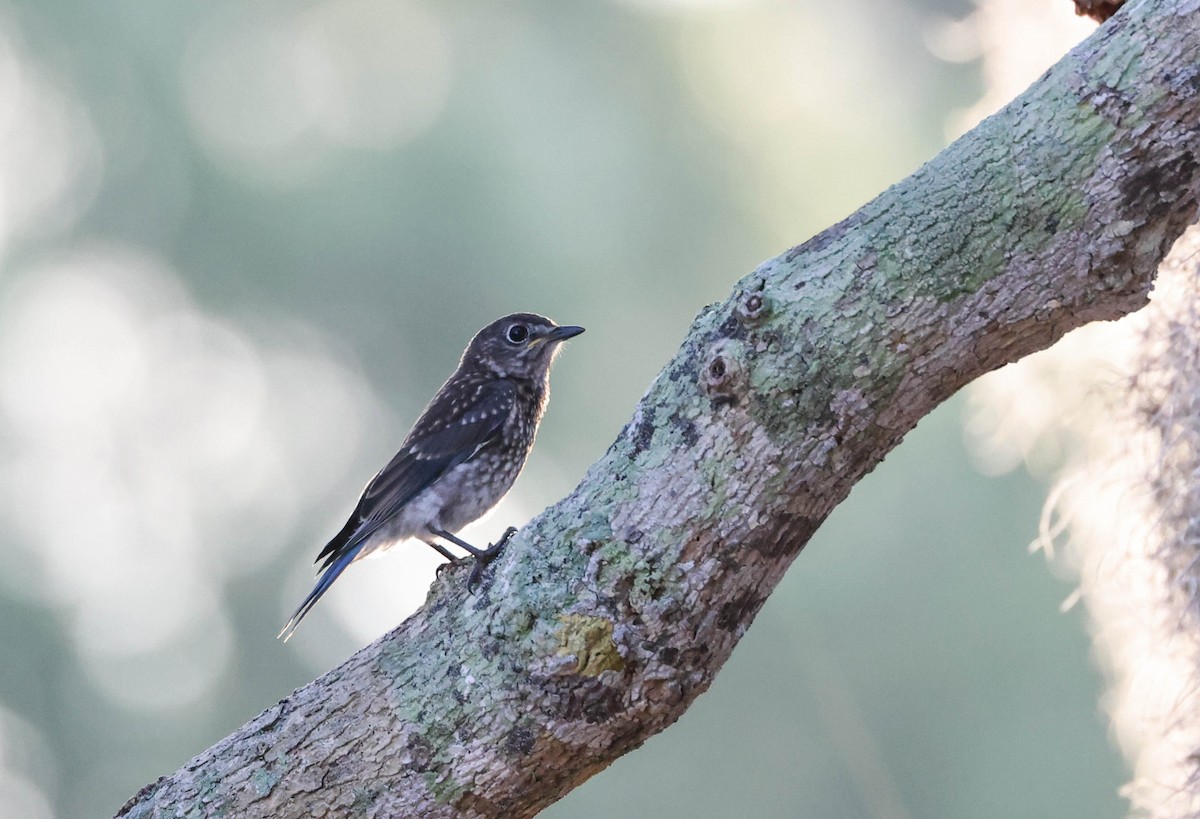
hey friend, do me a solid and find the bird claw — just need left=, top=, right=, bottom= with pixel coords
left=466, top=527, right=518, bottom=593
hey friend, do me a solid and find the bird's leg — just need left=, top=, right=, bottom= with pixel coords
left=425, top=539, right=465, bottom=577
left=429, top=526, right=519, bottom=592
left=429, top=526, right=516, bottom=559
left=424, top=540, right=461, bottom=562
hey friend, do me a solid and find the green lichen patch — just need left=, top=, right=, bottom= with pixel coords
left=190, top=770, right=226, bottom=817
left=250, top=765, right=282, bottom=797
left=425, top=770, right=466, bottom=804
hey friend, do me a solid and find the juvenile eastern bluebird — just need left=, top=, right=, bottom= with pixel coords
left=279, top=313, right=584, bottom=640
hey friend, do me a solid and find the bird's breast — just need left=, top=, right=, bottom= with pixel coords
left=431, top=447, right=526, bottom=532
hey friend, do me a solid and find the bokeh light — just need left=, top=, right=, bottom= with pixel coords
left=0, top=248, right=389, bottom=711
left=181, top=0, right=450, bottom=187
left=0, top=17, right=100, bottom=262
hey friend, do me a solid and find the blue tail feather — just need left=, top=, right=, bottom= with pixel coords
left=278, top=545, right=363, bottom=641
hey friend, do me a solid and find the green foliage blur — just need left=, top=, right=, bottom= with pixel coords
left=0, top=0, right=1123, bottom=817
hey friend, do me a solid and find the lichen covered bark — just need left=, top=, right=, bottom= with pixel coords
left=117, top=1, right=1200, bottom=817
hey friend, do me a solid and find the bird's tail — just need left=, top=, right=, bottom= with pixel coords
left=278, top=545, right=362, bottom=641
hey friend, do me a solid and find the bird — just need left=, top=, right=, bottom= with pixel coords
left=278, top=313, right=584, bottom=641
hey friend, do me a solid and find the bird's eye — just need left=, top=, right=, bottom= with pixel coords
left=505, top=324, right=529, bottom=345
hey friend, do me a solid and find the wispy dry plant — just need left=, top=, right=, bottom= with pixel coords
left=1057, top=229, right=1200, bottom=818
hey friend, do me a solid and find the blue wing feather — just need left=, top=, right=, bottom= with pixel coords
left=278, top=545, right=363, bottom=641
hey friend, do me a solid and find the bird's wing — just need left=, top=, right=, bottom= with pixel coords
left=314, top=378, right=517, bottom=570
left=281, top=379, right=516, bottom=639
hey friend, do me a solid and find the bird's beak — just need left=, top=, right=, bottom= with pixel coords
left=547, top=325, right=585, bottom=343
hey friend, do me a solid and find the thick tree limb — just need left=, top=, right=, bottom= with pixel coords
left=117, top=1, right=1200, bottom=816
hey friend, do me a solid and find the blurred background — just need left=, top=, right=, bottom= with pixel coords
left=0, top=0, right=1121, bottom=816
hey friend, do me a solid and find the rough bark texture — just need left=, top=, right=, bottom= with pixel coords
left=117, top=1, right=1200, bottom=816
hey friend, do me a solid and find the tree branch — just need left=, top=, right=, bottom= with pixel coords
left=117, top=1, right=1200, bottom=816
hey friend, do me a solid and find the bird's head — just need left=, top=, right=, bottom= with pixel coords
left=464, top=312, right=585, bottom=381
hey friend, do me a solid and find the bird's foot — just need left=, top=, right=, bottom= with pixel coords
left=466, top=527, right=518, bottom=593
